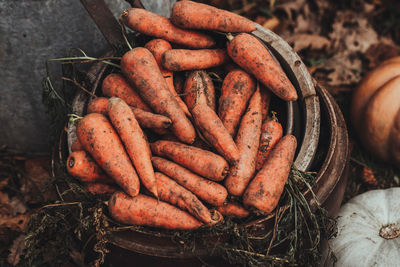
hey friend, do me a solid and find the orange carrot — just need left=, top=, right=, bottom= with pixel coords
left=107, top=97, right=157, bottom=197
left=145, top=39, right=191, bottom=117
left=150, top=140, right=229, bottom=181
left=183, top=71, right=216, bottom=111
left=66, top=150, right=113, bottom=184
left=76, top=113, right=140, bottom=197
left=121, top=8, right=215, bottom=49
left=121, top=47, right=196, bottom=144
left=224, top=89, right=262, bottom=196
left=190, top=98, right=239, bottom=164
left=260, top=85, right=272, bottom=122
left=102, top=73, right=151, bottom=112
left=87, top=97, right=172, bottom=130
left=255, top=118, right=283, bottom=171
left=243, top=135, right=297, bottom=214
left=152, top=157, right=228, bottom=206
left=109, top=192, right=203, bottom=230
left=71, top=138, right=83, bottom=152
left=84, top=183, right=118, bottom=196
left=155, top=172, right=222, bottom=225
left=171, top=0, right=256, bottom=33
left=227, top=33, right=297, bottom=101
left=218, top=69, right=256, bottom=136
left=216, top=202, right=249, bottom=219
left=162, top=49, right=229, bottom=71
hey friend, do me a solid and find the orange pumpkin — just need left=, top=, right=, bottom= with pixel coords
left=351, top=56, right=400, bottom=166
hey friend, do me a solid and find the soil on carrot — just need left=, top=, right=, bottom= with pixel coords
left=1, top=0, right=400, bottom=266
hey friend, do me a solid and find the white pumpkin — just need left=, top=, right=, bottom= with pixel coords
left=326, top=187, right=400, bottom=267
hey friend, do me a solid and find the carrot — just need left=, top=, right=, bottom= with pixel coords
left=102, top=73, right=151, bottom=112
left=145, top=39, right=191, bottom=117
left=162, top=49, right=229, bottom=71
left=107, top=97, right=157, bottom=197
left=66, top=150, right=113, bottom=184
left=121, top=8, right=215, bottom=49
left=243, top=135, right=297, bottom=214
left=183, top=71, right=216, bottom=111
left=218, top=69, right=256, bottom=136
left=171, top=0, right=256, bottom=33
left=260, top=85, right=272, bottom=122
left=76, top=113, right=140, bottom=197
left=87, top=97, right=172, bottom=130
left=121, top=47, right=196, bottom=144
left=109, top=192, right=202, bottom=230
left=216, top=202, right=249, bottom=219
left=150, top=140, right=229, bottom=181
left=255, top=118, right=283, bottom=171
left=155, top=172, right=222, bottom=225
left=224, top=89, right=262, bottom=196
left=84, top=183, right=118, bottom=196
left=190, top=89, right=239, bottom=163
left=152, top=157, right=228, bottom=206
left=71, top=138, right=83, bottom=152
left=227, top=33, right=297, bottom=101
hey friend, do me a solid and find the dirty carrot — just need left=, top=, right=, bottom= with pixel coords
left=152, top=157, right=228, bottom=206
left=66, top=150, right=113, bottom=184
left=145, top=39, right=191, bottom=117
left=260, top=84, right=272, bottom=122
left=243, top=135, right=297, bottom=214
left=155, top=172, right=222, bottom=225
left=162, top=49, right=229, bottom=71
left=227, top=33, right=297, bottom=101
left=171, top=0, right=256, bottom=33
left=150, top=140, right=229, bottom=181
left=87, top=97, right=172, bottom=129
left=174, top=74, right=184, bottom=94
left=224, top=89, right=262, bottom=196
left=71, top=138, right=83, bottom=152
left=183, top=70, right=216, bottom=111
left=102, top=73, right=151, bottom=111
left=76, top=113, right=140, bottom=197
left=109, top=192, right=203, bottom=230
left=218, top=69, right=256, bottom=136
left=255, top=117, right=283, bottom=171
left=107, top=97, right=157, bottom=197
left=121, top=8, right=215, bottom=49
left=216, top=202, right=249, bottom=219
left=121, top=47, right=196, bottom=144
left=84, top=183, right=119, bottom=196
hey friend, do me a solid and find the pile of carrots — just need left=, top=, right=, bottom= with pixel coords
left=67, top=1, right=298, bottom=230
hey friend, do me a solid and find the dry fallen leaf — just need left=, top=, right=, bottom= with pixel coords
left=286, top=34, right=331, bottom=52
left=7, top=234, right=26, bottom=266
left=362, top=166, right=378, bottom=186
left=364, top=41, right=400, bottom=69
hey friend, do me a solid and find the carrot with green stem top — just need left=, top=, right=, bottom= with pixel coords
left=227, top=33, right=297, bottom=102
left=107, top=97, right=157, bottom=197
left=121, top=47, right=196, bottom=144
left=145, top=39, right=191, bottom=117
left=150, top=140, right=229, bottom=181
left=171, top=0, right=256, bottom=33
left=67, top=150, right=113, bottom=184
left=155, top=172, right=223, bottom=225
left=255, top=116, right=283, bottom=171
left=162, top=49, right=229, bottom=72
left=109, top=192, right=203, bottom=230
left=243, top=135, right=297, bottom=214
left=218, top=69, right=256, bottom=136
left=152, top=157, right=228, bottom=206
left=121, top=8, right=215, bottom=49
left=224, top=89, right=262, bottom=196
left=102, top=73, right=151, bottom=112
left=76, top=113, right=140, bottom=197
